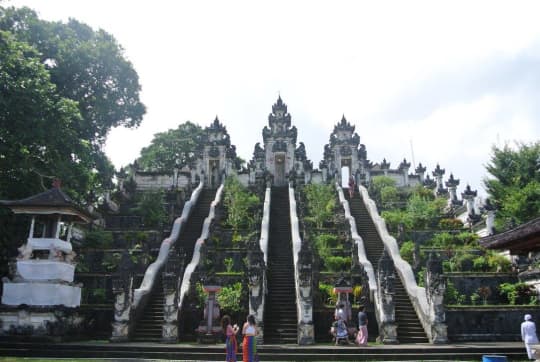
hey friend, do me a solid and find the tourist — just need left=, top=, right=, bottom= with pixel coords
left=334, top=316, right=349, bottom=345
left=242, top=314, right=258, bottom=362
left=221, top=315, right=239, bottom=362
left=356, top=307, right=368, bottom=346
left=334, top=302, right=346, bottom=321
left=521, top=314, right=539, bottom=360
left=348, top=176, right=356, bottom=199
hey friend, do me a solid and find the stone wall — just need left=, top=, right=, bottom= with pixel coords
left=446, top=273, right=518, bottom=304
left=447, top=307, right=540, bottom=341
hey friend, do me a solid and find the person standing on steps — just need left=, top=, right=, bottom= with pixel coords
left=348, top=175, right=356, bottom=199
left=356, top=306, right=368, bottom=346
left=242, top=314, right=258, bottom=362
left=521, top=314, right=539, bottom=360
left=221, top=315, right=239, bottom=362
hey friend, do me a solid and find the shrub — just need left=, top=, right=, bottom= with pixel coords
left=218, top=282, right=244, bottom=314
left=132, top=190, right=168, bottom=228
left=84, top=230, right=113, bottom=248
left=486, top=252, right=512, bottom=272
left=399, top=240, right=415, bottom=265
left=325, top=256, right=351, bottom=272
left=499, top=282, right=536, bottom=305
left=319, top=282, right=337, bottom=305
left=438, top=218, right=464, bottom=230
left=223, top=176, right=260, bottom=229
left=304, top=183, right=336, bottom=229
left=444, top=281, right=466, bottom=305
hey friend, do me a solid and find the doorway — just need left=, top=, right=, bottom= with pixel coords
left=274, top=154, right=286, bottom=186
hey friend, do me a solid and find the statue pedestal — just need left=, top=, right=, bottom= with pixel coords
left=2, top=283, right=81, bottom=307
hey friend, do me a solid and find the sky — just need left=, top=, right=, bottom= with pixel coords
left=6, top=0, right=540, bottom=196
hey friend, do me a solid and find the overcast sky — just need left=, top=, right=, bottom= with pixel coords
left=7, top=0, right=540, bottom=196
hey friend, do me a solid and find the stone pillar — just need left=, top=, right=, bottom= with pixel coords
left=376, top=250, right=398, bottom=344
left=462, top=185, right=480, bottom=226
left=484, top=199, right=497, bottom=236
left=110, top=274, right=133, bottom=342
left=161, top=265, right=179, bottom=343
left=399, top=159, right=411, bottom=186
left=415, top=163, right=426, bottom=184
left=432, top=164, right=447, bottom=196
left=247, top=238, right=265, bottom=341
left=297, top=240, right=314, bottom=345
left=425, top=252, right=448, bottom=344
left=111, top=252, right=135, bottom=342
left=445, top=174, right=461, bottom=207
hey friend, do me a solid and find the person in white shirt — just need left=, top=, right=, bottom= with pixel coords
left=521, top=314, right=539, bottom=360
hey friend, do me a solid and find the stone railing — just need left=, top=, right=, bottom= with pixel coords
left=335, top=183, right=377, bottom=297
left=356, top=184, right=447, bottom=343
left=132, top=181, right=204, bottom=308
left=288, top=182, right=314, bottom=345
left=249, top=186, right=270, bottom=340
left=177, top=183, right=224, bottom=314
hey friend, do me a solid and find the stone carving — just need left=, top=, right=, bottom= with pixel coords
left=111, top=251, right=135, bottom=342
left=425, top=252, right=448, bottom=343
left=376, top=249, right=398, bottom=344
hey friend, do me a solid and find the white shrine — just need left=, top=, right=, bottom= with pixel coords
left=0, top=181, right=93, bottom=336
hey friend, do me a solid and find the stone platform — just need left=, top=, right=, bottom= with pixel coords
left=0, top=339, right=529, bottom=361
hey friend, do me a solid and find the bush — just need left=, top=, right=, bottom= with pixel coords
left=84, top=230, right=113, bottom=248
left=399, top=240, right=415, bottom=265
left=325, top=256, right=351, bottom=272
left=218, top=282, right=244, bottom=314
left=304, top=183, right=336, bottom=229
left=223, top=176, right=260, bottom=229
left=499, top=282, right=536, bottom=305
left=444, top=280, right=466, bottom=305
left=319, top=282, right=337, bottom=305
left=438, top=218, right=464, bottom=230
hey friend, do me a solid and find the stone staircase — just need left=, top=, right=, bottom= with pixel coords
left=0, top=340, right=527, bottom=361
left=131, top=188, right=217, bottom=342
left=264, top=187, right=298, bottom=344
left=346, top=188, right=429, bottom=343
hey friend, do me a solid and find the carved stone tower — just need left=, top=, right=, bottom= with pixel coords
left=254, top=96, right=310, bottom=186
left=193, top=117, right=237, bottom=188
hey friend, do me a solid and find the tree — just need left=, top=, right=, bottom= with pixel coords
left=304, top=183, right=336, bottom=229
left=0, top=6, right=145, bottom=145
left=0, top=30, right=92, bottom=199
left=484, top=142, right=540, bottom=227
left=0, top=6, right=145, bottom=201
left=137, top=122, right=204, bottom=171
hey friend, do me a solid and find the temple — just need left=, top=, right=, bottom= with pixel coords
left=0, top=97, right=528, bottom=348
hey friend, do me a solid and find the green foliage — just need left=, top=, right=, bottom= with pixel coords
left=484, top=141, right=540, bottom=227
left=369, top=176, right=397, bottom=207
left=470, top=292, right=480, bottom=305
left=102, top=252, right=122, bottom=272
left=438, top=218, right=464, bottom=230
left=0, top=6, right=145, bottom=201
left=318, top=282, right=337, bottom=305
left=325, top=256, right=351, bottom=272
left=84, top=230, right=113, bottom=248
left=224, top=257, right=234, bottom=273
left=444, top=280, right=466, bottom=305
left=223, top=176, right=259, bottom=229
left=217, top=282, right=244, bottom=314
left=132, top=191, right=168, bottom=228
left=498, top=282, right=536, bottom=305
left=314, top=233, right=339, bottom=260
left=406, top=194, right=447, bottom=229
left=381, top=209, right=412, bottom=231
left=137, top=122, right=204, bottom=171
left=399, top=240, right=415, bottom=265
left=304, top=183, right=336, bottom=229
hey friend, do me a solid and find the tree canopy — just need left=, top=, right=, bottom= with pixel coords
left=136, top=122, right=204, bottom=171
left=484, top=141, right=540, bottom=228
left=0, top=6, right=145, bottom=201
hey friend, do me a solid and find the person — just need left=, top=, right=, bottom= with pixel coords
left=521, top=314, right=539, bottom=360
left=242, top=314, right=258, bottom=362
left=221, top=315, right=239, bottom=362
left=334, top=303, right=345, bottom=322
left=334, top=317, right=349, bottom=345
left=356, top=307, right=368, bottom=346
left=348, top=175, right=356, bottom=199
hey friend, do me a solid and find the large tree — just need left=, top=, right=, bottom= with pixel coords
left=484, top=141, right=540, bottom=228
left=0, top=30, right=93, bottom=199
left=137, top=122, right=204, bottom=171
left=0, top=6, right=144, bottom=201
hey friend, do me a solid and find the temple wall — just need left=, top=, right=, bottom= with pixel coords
left=134, top=173, right=190, bottom=191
